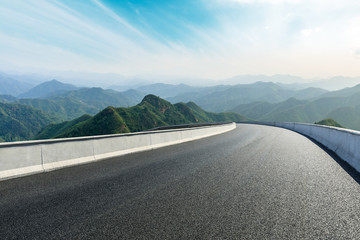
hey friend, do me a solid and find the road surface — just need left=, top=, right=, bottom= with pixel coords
left=1, top=124, right=360, bottom=239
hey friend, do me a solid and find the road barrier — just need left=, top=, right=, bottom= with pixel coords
left=0, top=123, right=236, bottom=181
left=240, top=121, right=360, bottom=173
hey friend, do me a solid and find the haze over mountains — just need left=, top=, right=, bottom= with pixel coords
left=2, top=72, right=360, bottom=142
left=2, top=71, right=360, bottom=93
left=231, top=85, right=360, bottom=130
left=3, top=80, right=144, bottom=121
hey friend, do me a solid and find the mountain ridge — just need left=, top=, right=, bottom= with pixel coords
left=18, top=79, right=79, bottom=99
left=35, top=95, right=248, bottom=139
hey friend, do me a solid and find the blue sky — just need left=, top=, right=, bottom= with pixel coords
left=1, top=0, right=360, bottom=80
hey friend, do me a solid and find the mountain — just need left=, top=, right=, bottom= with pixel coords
left=325, top=106, right=360, bottom=130
left=221, top=74, right=305, bottom=85
left=168, top=82, right=327, bottom=112
left=292, top=87, right=328, bottom=100
left=309, top=76, right=360, bottom=91
left=16, top=87, right=143, bottom=121
left=315, top=118, right=343, bottom=128
left=0, top=72, right=49, bottom=86
left=17, top=97, right=99, bottom=121
left=231, top=88, right=360, bottom=130
left=0, top=73, right=33, bottom=96
left=317, top=83, right=360, bottom=99
left=0, top=102, right=56, bottom=142
left=35, top=95, right=248, bottom=139
left=116, top=89, right=145, bottom=105
left=231, top=98, right=306, bottom=121
left=55, top=87, right=138, bottom=109
left=18, top=79, right=79, bottom=99
left=0, top=95, right=17, bottom=103
left=35, top=114, right=92, bottom=140
left=136, top=83, right=202, bottom=98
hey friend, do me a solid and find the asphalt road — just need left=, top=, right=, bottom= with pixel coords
left=1, top=124, right=360, bottom=239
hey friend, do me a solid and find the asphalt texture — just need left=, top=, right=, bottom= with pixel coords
left=1, top=124, right=360, bottom=239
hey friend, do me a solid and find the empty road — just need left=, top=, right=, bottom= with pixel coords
left=1, top=124, right=360, bottom=239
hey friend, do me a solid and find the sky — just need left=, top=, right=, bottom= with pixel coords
left=1, top=0, right=360, bottom=80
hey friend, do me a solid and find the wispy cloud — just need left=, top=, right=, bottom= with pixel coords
left=223, top=0, right=301, bottom=4
left=91, top=0, right=147, bottom=38
left=0, top=0, right=360, bottom=79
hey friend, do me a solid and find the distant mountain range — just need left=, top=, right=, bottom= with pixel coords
left=8, top=80, right=329, bottom=121
left=35, top=95, right=248, bottom=139
left=221, top=75, right=360, bottom=91
left=18, top=79, right=79, bottom=99
left=231, top=84, right=360, bottom=130
left=135, top=83, right=202, bottom=98
left=167, top=82, right=327, bottom=112
left=3, top=75, right=360, bottom=142
left=1, top=80, right=145, bottom=121
left=0, top=72, right=33, bottom=96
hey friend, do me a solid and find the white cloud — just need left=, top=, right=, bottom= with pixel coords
left=301, top=28, right=321, bottom=37
left=2, top=0, right=360, bottom=79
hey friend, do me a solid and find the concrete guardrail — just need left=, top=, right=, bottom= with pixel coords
left=239, top=121, right=360, bottom=173
left=0, top=122, right=236, bottom=181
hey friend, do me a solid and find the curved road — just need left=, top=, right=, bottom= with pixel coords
left=1, top=124, right=360, bottom=239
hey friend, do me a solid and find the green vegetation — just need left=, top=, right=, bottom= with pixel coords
left=0, top=102, right=56, bottom=142
left=16, top=87, right=142, bottom=121
left=57, top=87, right=137, bottom=109
left=18, top=97, right=98, bottom=121
left=35, top=114, right=92, bottom=139
left=315, top=119, right=343, bottom=128
left=0, top=95, right=17, bottom=103
left=35, top=95, right=248, bottom=139
left=231, top=88, right=360, bottom=130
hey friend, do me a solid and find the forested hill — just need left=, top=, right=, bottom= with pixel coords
left=35, top=94, right=248, bottom=139
left=0, top=103, right=56, bottom=142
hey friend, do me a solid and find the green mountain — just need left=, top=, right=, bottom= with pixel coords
left=231, top=98, right=306, bottom=121
left=15, top=87, right=142, bottom=121
left=317, top=83, right=360, bottom=99
left=231, top=86, right=360, bottom=130
left=10, top=81, right=328, bottom=122
left=167, top=82, right=327, bottom=112
left=0, top=95, right=17, bottom=103
left=35, top=95, right=248, bottom=139
left=35, top=114, right=92, bottom=140
left=325, top=106, right=360, bottom=130
left=18, top=97, right=99, bottom=121
left=18, top=79, right=78, bottom=99
left=53, top=87, right=138, bottom=109
left=0, top=102, right=56, bottom=142
left=120, top=89, right=146, bottom=104
left=315, top=119, right=343, bottom=128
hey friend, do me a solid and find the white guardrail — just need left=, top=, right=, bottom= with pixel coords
left=0, top=122, right=236, bottom=181
left=241, top=121, right=360, bottom=173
